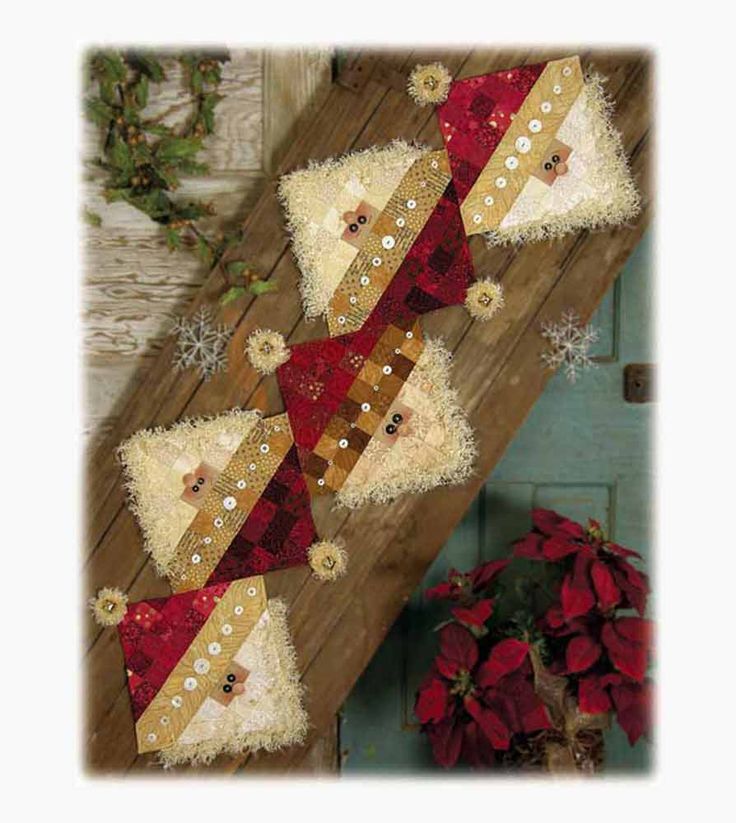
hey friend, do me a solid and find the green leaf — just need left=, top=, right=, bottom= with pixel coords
left=225, top=260, right=248, bottom=277
left=134, top=75, right=149, bottom=107
left=220, top=286, right=247, bottom=306
left=108, top=136, right=133, bottom=173
left=83, top=209, right=102, bottom=227
left=176, top=159, right=209, bottom=176
left=165, top=227, right=182, bottom=251
left=200, top=92, right=223, bottom=134
left=125, top=189, right=174, bottom=221
left=190, top=67, right=204, bottom=94
left=142, top=122, right=174, bottom=137
left=96, top=52, right=126, bottom=83
left=84, top=97, right=114, bottom=127
left=127, top=53, right=166, bottom=82
left=249, top=280, right=277, bottom=296
left=155, top=137, right=202, bottom=163
left=196, top=235, right=213, bottom=265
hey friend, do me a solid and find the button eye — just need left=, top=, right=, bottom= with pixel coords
left=544, top=162, right=553, bottom=171
left=357, top=214, right=367, bottom=224
left=392, top=413, right=403, bottom=424
left=349, top=223, right=358, bottom=233
left=386, top=423, right=397, bottom=435
left=198, top=477, right=205, bottom=485
left=223, top=684, right=232, bottom=693
left=551, top=154, right=560, bottom=163
left=226, top=673, right=236, bottom=683
left=192, top=484, right=199, bottom=492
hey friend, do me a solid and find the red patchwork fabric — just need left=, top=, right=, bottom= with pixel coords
left=437, top=62, right=546, bottom=201
left=117, top=584, right=228, bottom=720
left=364, top=180, right=475, bottom=329
left=206, top=445, right=317, bottom=580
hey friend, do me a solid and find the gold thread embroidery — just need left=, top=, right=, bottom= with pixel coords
left=461, top=57, right=584, bottom=235
left=135, top=577, right=267, bottom=754
left=326, top=151, right=450, bottom=336
left=169, top=415, right=293, bottom=592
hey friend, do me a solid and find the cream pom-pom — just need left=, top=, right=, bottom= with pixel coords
left=407, top=62, right=453, bottom=107
left=245, top=328, right=290, bottom=375
left=308, top=540, right=348, bottom=582
left=90, top=587, right=128, bottom=627
left=465, top=279, right=505, bottom=321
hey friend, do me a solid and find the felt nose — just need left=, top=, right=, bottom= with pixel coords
left=554, top=161, right=568, bottom=176
left=232, top=683, right=245, bottom=696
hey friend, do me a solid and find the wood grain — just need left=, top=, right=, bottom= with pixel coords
left=83, top=48, right=652, bottom=775
left=84, top=49, right=332, bottom=444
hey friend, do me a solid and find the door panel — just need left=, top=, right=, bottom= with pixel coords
left=341, top=233, right=653, bottom=773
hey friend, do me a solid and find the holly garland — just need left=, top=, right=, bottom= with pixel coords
left=414, top=509, right=653, bottom=772
left=84, top=49, right=274, bottom=304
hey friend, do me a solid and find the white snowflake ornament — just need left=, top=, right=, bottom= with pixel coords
left=170, top=307, right=232, bottom=381
left=540, top=309, right=600, bottom=384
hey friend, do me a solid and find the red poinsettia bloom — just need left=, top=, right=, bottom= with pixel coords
left=514, top=509, right=649, bottom=619
left=425, top=559, right=510, bottom=602
left=415, top=624, right=551, bottom=768
left=578, top=672, right=653, bottom=745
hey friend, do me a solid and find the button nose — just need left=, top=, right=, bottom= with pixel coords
left=554, top=161, right=568, bottom=176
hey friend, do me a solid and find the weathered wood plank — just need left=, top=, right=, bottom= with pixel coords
left=84, top=49, right=651, bottom=774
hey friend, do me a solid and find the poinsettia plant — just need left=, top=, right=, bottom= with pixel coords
left=414, top=509, right=654, bottom=772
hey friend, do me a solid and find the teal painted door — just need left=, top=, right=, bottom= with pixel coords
left=340, top=233, right=654, bottom=774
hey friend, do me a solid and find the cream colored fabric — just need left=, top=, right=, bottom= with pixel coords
left=117, top=409, right=261, bottom=575
left=337, top=339, right=476, bottom=508
left=278, top=141, right=426, bottom=319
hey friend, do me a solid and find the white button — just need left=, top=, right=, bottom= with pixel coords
left=191, top=553, right=201, bottom=565
left=194, top=658, right=210, bottom=675
left=361, top=402, right=371, bottom=412
left=360, top=275, right=370, bottom=286
left=337, top=315, right=346, bottom=324
left=406, top=199, right=416, bottom=209
left=349, top=295, right=357, bottom=305
left=396, top=217, right=405, bottom=227
left=207, top=642, right=221, bottom=656
left=338, top=438, right=349, bottom=449
left=171, top=695, right=183, bottom=708
left=381, top=235, right=396, bottom=250
left=221, top=623, right=233, bottom=636
left=260, top=443, right=269, bottom=454
left=406, top=331, right=413, bottom=339
left=394, top=348, right=401, bottom=354
left=505, top=156, right=519, bottom=170
left=236, top=479, right=246, bottom=490
left=371, top=257, right=381, bottom=267
left=373, top=385, right=379, bottom=391
left=249, top=463, right=256, bottom=471
left=382, top=365, right=392, bottom=375
left=160, top=716, right=170, bottom=726
left=540, top=101, right=552, bottom=114
left=147, top=732, right=157, bottom=743
left=184, top=677, right=198, bottom=691
left=234, top=605, right=244, bottom=615
left=223, top=496, right=236, bottom=511
left=473, top=214, right=482, bottom=224
left=515, top=136, right=531, bottom=153
left=495, top=176, right=507, bottom=189
left=213, top=517, right=223, bottom=528
left=247, top=586, right=257, bottom=597
left=529, top=119, right=542, bottom=133
left=274, top=425, right=281, bottom=432
left=431, top=159, right=438, bottom=169
left=562, top=66, right=572, bottom=77
left=203, top=536, right=212, bottom=545
left=553, top=84, right=562, bottom=95
left=484, top=195, right=494, bottom=206
left=419, top=181, right=427, bottom=188
left=317, top=478, right=325, bottom=486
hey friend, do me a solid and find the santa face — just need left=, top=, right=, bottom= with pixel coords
left=211, top=660, right=250, bottom=707
left=531, top=138, right=573, bottom=186
left=180, top=461, right=221, bottom=509
left=340, top=200, right=379, bottom=249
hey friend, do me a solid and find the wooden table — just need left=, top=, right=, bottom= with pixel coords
left=84, top=47, right=652, bottom=774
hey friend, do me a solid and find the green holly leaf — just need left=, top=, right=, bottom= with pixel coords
left=200, top=93, right=223, bottom=134
left=165, top=227, right=181, bottom=251
left=220, top=286, right=247, bottom=306
left=126, top=53, right=165, bottom=82
left=249, top=280, right=277, bottom=296
left=225, top=260, right=248, bottom=278
left=196, top=235, right=213, bottom=265
left=83, top=209, right=102, bottom=227
left=84, top=97, right=114, bottom=127
left=155, top=137, right=202, bottom=163
left=142, top=122, right=174, bottom=137
left=95, top=52, right=126, bottom=83
left=134, top=75, right=149, bottom=108
left=108, top=136, right=133, bottom=173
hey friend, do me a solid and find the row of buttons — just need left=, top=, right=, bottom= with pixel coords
left=471, top=66, right=573, bottom=225
left=143, top=592, right=258, bottom=744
